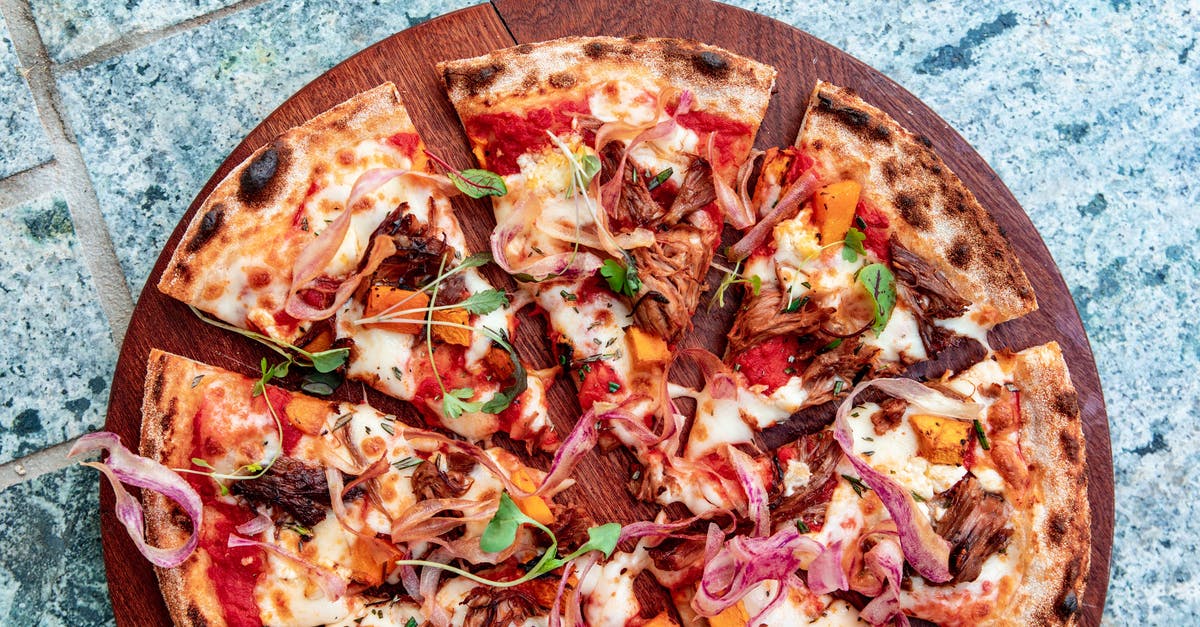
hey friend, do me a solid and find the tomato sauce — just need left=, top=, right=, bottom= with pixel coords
left=385, top=132, right=421, bottom=159
left=464, top=99, right=592, bottom=176
left=263, top=386, right=304, bottom=454
left=667, top=108, right=751, bottom=173
left=784, top=150, right=815, bottom=185
left=577, top=361, right=620, bottom=411
left=187, top=414, right=266, bottom=627
left=855, top=200, right=891, bottom=263
left=733, top=335, right=799, bottom=394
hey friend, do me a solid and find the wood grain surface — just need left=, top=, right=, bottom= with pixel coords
left=99, top=1, right=1113, bottom=625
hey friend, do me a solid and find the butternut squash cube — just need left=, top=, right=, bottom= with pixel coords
left=812, top=180, right=862, bottom=245
left=628, top=326, right=669, bottom=364
left=909, top=413, right=973, bottom=466
left=431, top=307, right=471, bottom=346
left=283, top=395, right=331, bottom=436
left=510, top=467, right=555, bottom=526
left=642, top=613, right=680, bottom=627
left=364, top=286, right=428, bottom=334
left=709, top=601, right=749, bottom=627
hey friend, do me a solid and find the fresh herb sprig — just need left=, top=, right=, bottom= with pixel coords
left=710, top=259, right=762, bottom=309
left=600, top=255, right=642, bottom=297
left=424, top=150, right=507, bottom=199
left=391, top=493, right=620, bottom=589
left=189, top=306, right=349, bottom=373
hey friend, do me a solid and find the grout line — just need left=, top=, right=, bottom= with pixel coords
left=0, top=0, right=133, bottom=343
left=0, top=438, right=80, bottom=491
left=58, top=0, right=272, bottom=74
left=0, top=159, right=58, bottom=211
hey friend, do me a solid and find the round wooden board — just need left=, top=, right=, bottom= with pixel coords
left=100, top=1, right=1114, bottom=624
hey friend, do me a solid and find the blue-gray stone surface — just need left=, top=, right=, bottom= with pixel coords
left=0, top=194, right=116, bottom=464
left=0, top=465, right=112, bottom=626
left=0, top=14, right=53, bottom=178
left=55, top=0, right=475, bottom=296
left=1, top=0, right=1194, bottom=623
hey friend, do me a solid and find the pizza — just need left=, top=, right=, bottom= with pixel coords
left=157, top=83, right=558, bottom=450
left=71, top=34, right=1094, bottom=627
left=438, top=37, right=776, bottom=452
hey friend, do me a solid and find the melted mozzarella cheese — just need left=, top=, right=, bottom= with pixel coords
left=934, top=303, right=993, bottom=352
left=685, top=390, right=752, bottom=459
left=534, top=278, right=633, bottom=379
left=580, top=547, right=650, bottom=627
left=255, top=517, right=352, bottom=626
left=863, top=304, right=927, bottom=363
left=783, top=459, right=813, bottom=497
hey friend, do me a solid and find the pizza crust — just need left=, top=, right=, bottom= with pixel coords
left=998, top=342, right=1090, bottom=626
left=439, top=35, right=777, bottom=129
left=157, top=83, right=417, bottom=338
left=797, top=81, right=1037, bottom=324
left=141, top=349, right=237, bottom=627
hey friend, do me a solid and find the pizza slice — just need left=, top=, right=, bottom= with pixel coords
left=682, top=80, right=1037, bottom=460
left=438, top=36, right=776, bottom=447
left=642, top=342, right=1088, bottom=626
left=158, top=83, right=557, bottom=449
left=75, top=349, right=658, bottom=627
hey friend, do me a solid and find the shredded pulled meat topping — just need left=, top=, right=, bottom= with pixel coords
left=599, top=142, right=664, bottom=227
left=231, top=457, right=362, bottom=526
left=661, top=157, right=716, bottom=226
left=933, top=473, right=1014, bottom=583
left=770, top=431, right=842, bottom=532
left=890, top=239, right=969, bottom=320
left=411, top=452, right=476, bottom=501
left=631, top=224, right=716, bottom=344
left=367, top=205, right=466, bottom=302
left=871, top=398, right=908, bottom=435
left=726, top=289, right=830, bottom=357
left=463, top=584, right=553, bottom=627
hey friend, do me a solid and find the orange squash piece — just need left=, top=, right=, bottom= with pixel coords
left=510, top=467, right=555, bottom=526
left=364, top=286, right=428, bottom=334
left=628, top=326, right=669, bottom=364
left=812, top=180, right=862, bottom=245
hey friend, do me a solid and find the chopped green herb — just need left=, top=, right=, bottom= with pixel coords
left=392, top=456, right=423, bottom=471
left=784, top=295, right=810, bottom=313
left=833, top=380, right=845, bottom=396
left=842, top=474, right=870, bottom=498
left=332, top=413, right=353, bottom=431
left=647, top=167, right=673, bottom=191
left=560, top=289, right=577, bottom=302
left=392, top=366, right=404, bottom=381
left=405, top=619, right=418, bottom=627
left=190, top=375, right=204, bottom=388
left=600, top=257, right=642, bottom=297
left=973, top=419, right=991, bottom=450
left=818, top=338, right=843, bottom=354
left=285, top=522, right=313, bottom=538
left=379, top=421, right=395, bottom=436
left=795, top=519, right=810, bottom=533
left=608, top=381, right=621, bottom=393
left=911, top=491, right=926, bottom=503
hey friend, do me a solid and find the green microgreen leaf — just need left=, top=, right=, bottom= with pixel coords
left=856, top=263, right=896, bottom=334
left=309, top=347, right=349, bottom=373
left=450, top=169, right=508, bottom=198
left=480, top=493, right=539, bottom=554
left=191, top=458, right=215, bottom=470
left=647, top=167, right=673, bottom=191
left=600, top=257, right=642, bottom=297
left=459, top=289, right=509, bottom=315
left=843, top=226, right=867, bottom=262
left=443, top=388, right=485, bottom=419
left=578, top=153, right=601, bottom=189
left=300, top=370, right=341, bottom=396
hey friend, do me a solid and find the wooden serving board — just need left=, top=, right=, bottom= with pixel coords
left=100, top=1, right=1114, bottom=625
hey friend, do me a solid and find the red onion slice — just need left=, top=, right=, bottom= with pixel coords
left=235, top=512, right=273, bottom=537
left=805, top=540, right=848, bottom=595
left=832, top=377, right=978, bottom=583
left=692, top=525, right=824, bottom=617
left=727, top=169, right=823, bottom=261
left=420, top=548, right=453, bottom=627
left=726, top=446, right=769, bottom=537
left=857, top=537, right=910, bottom=626
left=228, top=534, right=347, bottom=599
left=68, top=432, right=202, bottom=568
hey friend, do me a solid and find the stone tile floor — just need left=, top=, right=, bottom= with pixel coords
left=0, top=0, right=1195, bottom=623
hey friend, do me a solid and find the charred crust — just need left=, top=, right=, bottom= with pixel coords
left=1060, top=430, right=1083, bottom=464
left=583, top=41, right=611, bottom=58
left=948, top=237, right=973, bottom=268
left=1055, top=557, right=1084, bottom=619
left=237, top=145, right=282, bottom=206
left=816, top=92, right=871, bottom=129
left=1048, top=512, right=1070, bottom=545
left=186, top=604, right=207, bottom=626
left=548, top=71, right=577, bottom=89
left=148, top=356, right=167, bottom=407
left=515, top=43, right=533, bottom=54
left=693, top=50, right=731, bottom=78
left=916, top=134, right=934, bottom=148
left=185, top=205, right=224, bottom=253
left=1057, top=590, right=1080, bottom=619
left=446, top=62, right=505, bottom=96
left=881, top=158, right=900, bottom=185
left=521, top=72, right=539, bottom=90
left=172, top=261, right=192, bottom=283
left=1053, top=389, right=1080, bottom=418
left=896, top=192, right=931, bottom=230
left=158, top=397, right=178, bottom=434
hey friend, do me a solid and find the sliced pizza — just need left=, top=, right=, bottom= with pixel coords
left=438, top=36, right=776, bottom=448
left=157, top=83, right=557, bottom=450
left=642, top=342, right=1088, bottom=626
left=74, top=349, right=653, bottom=627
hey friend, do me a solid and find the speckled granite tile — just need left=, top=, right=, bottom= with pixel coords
left=30, top=0, right=241, bottom=64
left=55, top=0, right=475, bottom=297
left=0, top=464, right=113, bottom=626
left=734, top=0, right=1200, bottom=620
left=0, top=195, right=116, bottom=464
left=0, top=14, right=53, bottom=178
